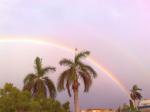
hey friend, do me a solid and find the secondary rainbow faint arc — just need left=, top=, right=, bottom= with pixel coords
left=0, top=37, right=130, bottom=97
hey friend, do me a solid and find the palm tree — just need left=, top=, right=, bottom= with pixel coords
left=130, top=85, right=142, bottom=110
left=57, top=50, right=97, bottom=112
left=23, top=57, right=56, bottom=99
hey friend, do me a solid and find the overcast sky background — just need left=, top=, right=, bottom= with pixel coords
left=0, top=0, right=150, bottom=110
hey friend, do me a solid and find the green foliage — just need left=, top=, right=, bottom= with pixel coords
left=0, top=83, right=70, bottom=112
left=62, top=102, right=70, bottom=112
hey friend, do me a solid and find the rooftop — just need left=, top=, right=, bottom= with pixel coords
left=81, top=108, right=115, bottom=112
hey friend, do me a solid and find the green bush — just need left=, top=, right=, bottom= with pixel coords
left=0, top=83, right=70, bottom=112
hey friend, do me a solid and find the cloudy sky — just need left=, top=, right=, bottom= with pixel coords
left=0, top=0, right=150, bottom=110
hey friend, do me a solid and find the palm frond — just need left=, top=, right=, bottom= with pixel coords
left=130, top=93, right=136, bottom=101
left=33, top=79, right=47, bottom=98
left=35, top=57, right=43, bottom=75
left=57, top=69, right=72, bottom=92
left=44, top=77, right=57, bottom=99
left=59, top=58, right=74, bottom=67
left=23, top=73, right=36, bottom=84
left=135, top=92, right=142, bottom=100
left=23, top=74, right=36, bottom=92
left=79, top=71, right=92, bottom=92
left=132, top=85, right=142, bottom=91
left=75, top=51, right=90, bottom=62
left=78, top=62, right=97, bottom=78
left=132, top=92, right=142, bottom=100
left=41, top=66, right=56, bottom=75
left=23, top=81, right=34, bottom=92
left=66, top=79, right=72, bottom=97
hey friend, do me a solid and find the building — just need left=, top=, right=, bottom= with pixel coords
left=81, top=108, right=115, bottom=112
left=139, top=99, right=150, bottom=112
left=140, top=99, right=150, bottom=107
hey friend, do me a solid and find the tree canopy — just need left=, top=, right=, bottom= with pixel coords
left=0, top=83, right=70, bottom=112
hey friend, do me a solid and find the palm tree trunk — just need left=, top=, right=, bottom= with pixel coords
left=133, top=100, right=138, bottom=111
left=73, top=81, right=80, bottom=112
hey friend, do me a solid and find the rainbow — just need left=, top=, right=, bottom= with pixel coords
left=0, top=36, right=130, bottom=97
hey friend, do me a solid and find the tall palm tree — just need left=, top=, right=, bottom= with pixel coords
left=130, top=85, right=142, bottom=110
left=57, top=50, right=97, bottom=112
left=23, top=57, right=56, bottom=99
